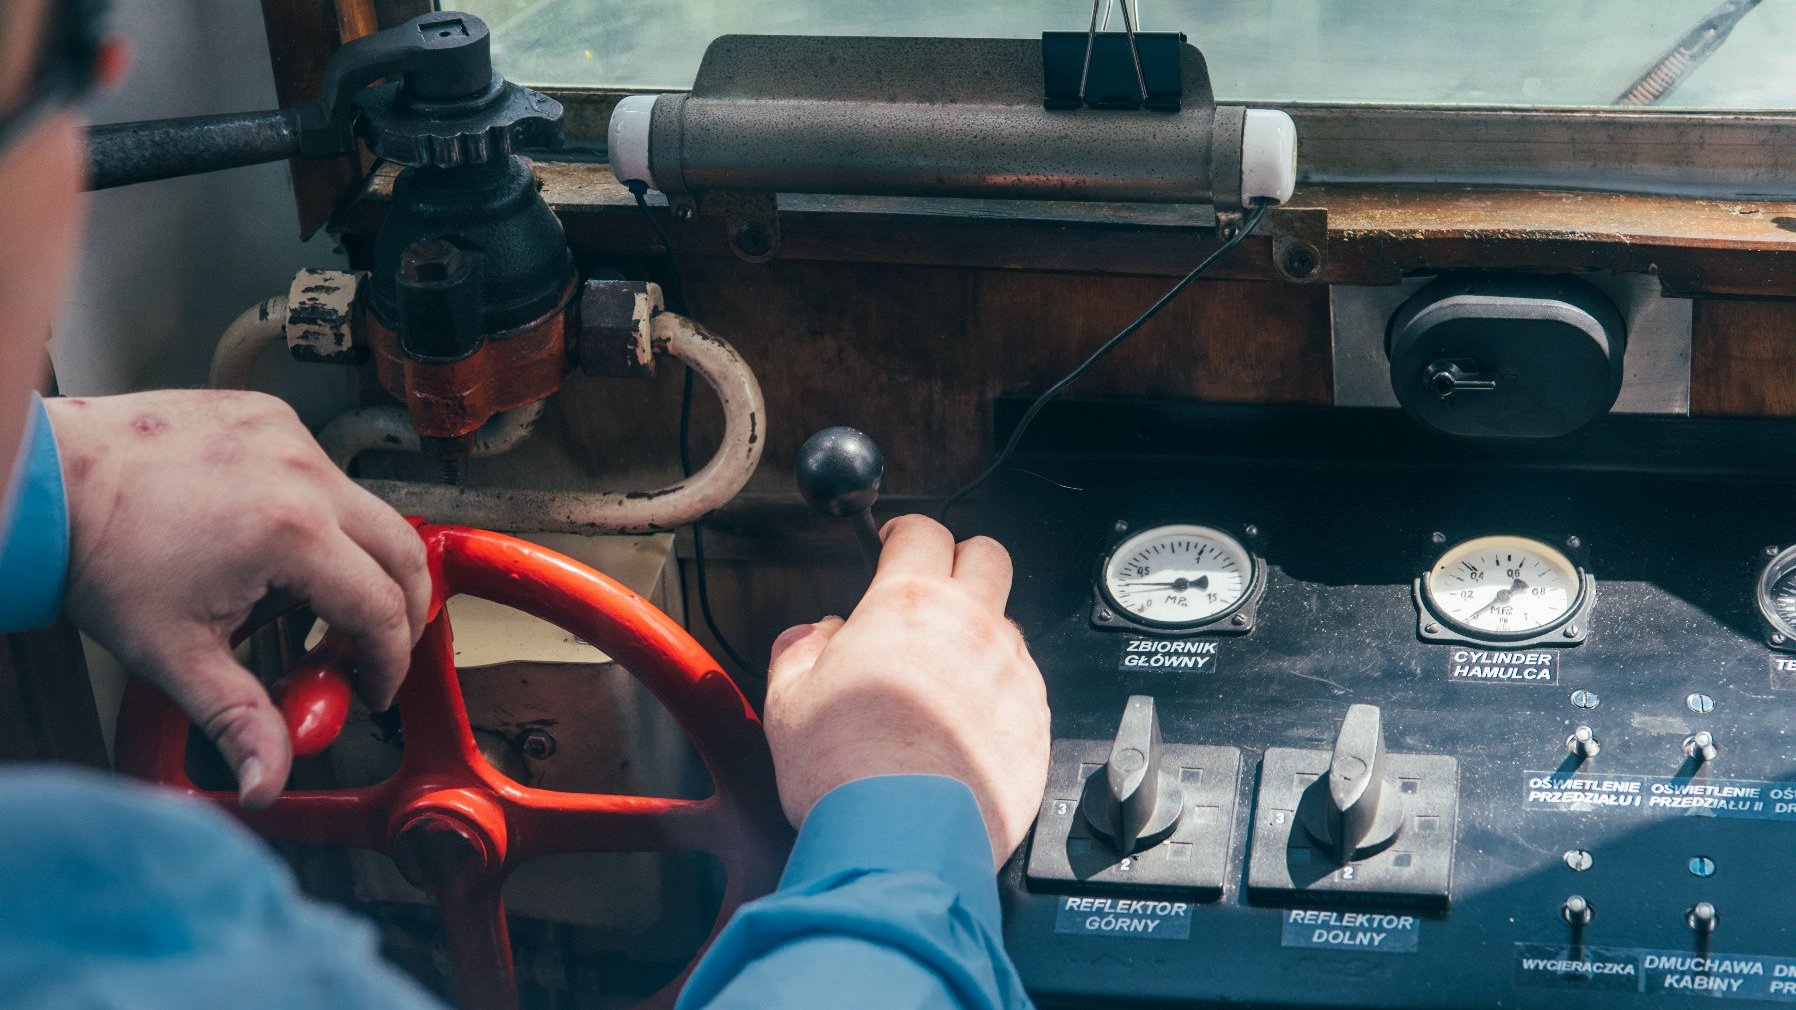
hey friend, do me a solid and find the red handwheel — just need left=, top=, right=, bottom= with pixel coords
left=115, top=523, right=793, bottom=1010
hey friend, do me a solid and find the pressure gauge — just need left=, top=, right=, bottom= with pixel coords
left=1095, top=523, right=1265, bottom=635
left=1755, top=545, right=1796, bottom=650
left=1417, top=535, right=1593, bottom=646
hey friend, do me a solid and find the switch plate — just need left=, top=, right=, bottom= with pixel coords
left=1247, top=748, right=1459, bottom=909
left=1027, top=738, right=1241, bottom=896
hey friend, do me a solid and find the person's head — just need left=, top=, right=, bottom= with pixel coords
left=0, top=0, right=112, bottom=479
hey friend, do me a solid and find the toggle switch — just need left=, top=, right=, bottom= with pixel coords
left=1248, top=704, right=1460, bottom=909
left=1567, top=725, right=1600, bottom=761
left=1684, top=731, right=1718, bottom=763
left=1027, top=695, right=1241, bottom=897
left=1687, top=902, right=1719, bottom=936
left=1562, top=894, right=1595, bottom=927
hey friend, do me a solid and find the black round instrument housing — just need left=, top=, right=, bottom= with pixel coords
left=1385, top=274, right=1626, bottom=439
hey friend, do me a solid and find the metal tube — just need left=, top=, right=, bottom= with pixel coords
left=359, top=312, right=764, bottom=534
left=209, top=297, right=289, bottom=390
left=87, top=109, right=304, bottom=191
left=664, top=95, right=1224, bottom=205
left=317, top=402, right=545, bottom=471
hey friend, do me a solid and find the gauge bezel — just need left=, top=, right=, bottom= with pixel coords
left=1754, top=545, right=1796, bottom=651
left=1415, top=534, right=1594, bottom=647
left=1091, top=522, right=1267, bottom=636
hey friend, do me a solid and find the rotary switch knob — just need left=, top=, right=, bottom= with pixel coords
left=1079, top=696, right=1185, bottom=854
left=1298, top=704, right=1407, bottom=863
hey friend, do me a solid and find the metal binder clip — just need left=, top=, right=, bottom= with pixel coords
left=1043, top=0, right=1184, bottom=111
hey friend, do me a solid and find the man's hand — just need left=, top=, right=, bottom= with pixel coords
left=765, top=514, right=1050, bottom=868
left=44, top=390, right=430, bottom=808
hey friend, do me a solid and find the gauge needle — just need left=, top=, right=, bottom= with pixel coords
left=1467, top=579, right=1529, bottom=621
left=1121, top=576, right=1210, bottom=591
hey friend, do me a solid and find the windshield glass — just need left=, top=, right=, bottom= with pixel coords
left=461, top=0, right=1795, bottom=109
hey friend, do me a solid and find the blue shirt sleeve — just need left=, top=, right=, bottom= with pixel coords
left=0, top=767, right=446, bottom=1010
left=0, top=394, right=69, bottom=632
left=678, top=774, right=1033, bottom=1010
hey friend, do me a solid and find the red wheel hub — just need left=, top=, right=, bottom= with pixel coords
left=115, top=523, right=792, bottom=1010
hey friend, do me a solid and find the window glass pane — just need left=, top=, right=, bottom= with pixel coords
left=463, top=0, right=1796, bottom=109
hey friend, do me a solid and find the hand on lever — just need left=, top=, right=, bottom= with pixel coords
left=764, top=514, right=1051, bottom=869
left=44, top=390, right=432, bottom=808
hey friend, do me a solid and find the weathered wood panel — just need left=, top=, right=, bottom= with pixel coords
left=1692, top=299, right=1796, bottom=418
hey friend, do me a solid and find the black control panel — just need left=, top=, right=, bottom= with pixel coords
left=964, top=401, right=1796, bottom=1010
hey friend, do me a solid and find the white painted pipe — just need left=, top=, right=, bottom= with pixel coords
left=317, top=400, right=546, bottom=471
left=209, top=296, right=288, bottom=389
left=359, top=312, right=764, bottom=534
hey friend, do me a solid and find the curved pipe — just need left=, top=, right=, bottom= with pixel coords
left=359, top=313, right=764, bottom=534
left=209, top=297, right=289, bottom=390
left=317, top=401, right=545, bottom=471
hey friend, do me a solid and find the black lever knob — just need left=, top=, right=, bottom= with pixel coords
left=796, top=427, right=885, bottom=571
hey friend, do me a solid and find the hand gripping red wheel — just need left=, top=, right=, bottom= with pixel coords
left=115, top=523, right=793, bottom=1010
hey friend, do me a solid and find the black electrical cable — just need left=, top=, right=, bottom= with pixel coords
left=936, top=201, right=1273, bottom=522
left=629, top=183, right=757, bottom=678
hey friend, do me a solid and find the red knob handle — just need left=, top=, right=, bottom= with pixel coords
left=271, top=631, right=354, bottom=758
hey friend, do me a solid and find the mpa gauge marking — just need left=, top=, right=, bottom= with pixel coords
left=1755, top=545, right=1796, bottom=651
left=1096, top=524, right=1265, bottom=635
left=1417, top=535, right=1592, bottom=647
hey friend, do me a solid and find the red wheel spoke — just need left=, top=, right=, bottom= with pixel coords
left=394, top=614, right=482, bottom=772
left=435, top=884, right=519, bottom=1010
left=225, top=788, right=390, bottom=850
left=504, top=789, right=723, bottom=861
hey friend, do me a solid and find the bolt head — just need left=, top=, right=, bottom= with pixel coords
left=1430, top=531, right=1447, bottom=545
left=1424, top=622, right=1439, bottom=634
left=1096, top=609, right=1113, bottom=622
left=734, top=222, right=773, bottom=257
left=1566, top=536, right=1582, bottom=550
left=1113, top=520, right=1130, bottom=534
left=519, top=728, right=557, bottom=760
left=1242, top=524, right=1260, bottom=538
left=1281, top=244, right=1319, bottom=278
left=1231, top=613, right=1248, bottom=626
left=1563, top=625, right=1580, bottom=638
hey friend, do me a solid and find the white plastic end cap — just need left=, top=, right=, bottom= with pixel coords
left=1240, top=108, right=1297, bottom=205
left=608, top=94, right=659, bottom=190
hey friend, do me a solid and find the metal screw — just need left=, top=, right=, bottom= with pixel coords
left=1686, top=902, right=1719, bottom=935
left=1424, top=622, right=1439, bottom=635
left=1768, top=546, right=1782, bottom=558
left=1096, top=609, right=1113, bottom=623
left=673, top=203, right=695, bottom=220
left=1562, top=895, right=1594, bottom=927
left=1689, top=856, right=1716, bottom=878
left=1280, top=244, right=1319, bottom=278
left=1242, top=524, right=1259, bottom=538
left=1571, top=689, right=1600, bottom=710
left=1684, top=731, right=1718, bottom=763
left=1231, top=613, right=1248, bottom=626
left=1686, top=692, right=1715, bottom=714
left=1563, top=849, right=1594, bottom=872
left=1563, top=625, right=1580, bottom=638
left=1775, top=633, right=1788, bottom=646
left=1113, top=520, right=1130, bottom=534
left=1430, top=531, right=1447, bottom=545
left=1566, top=536, right=1582, bottom=550
left=1568, top=725, right=1600, bottom=759
left=734, top=222, right=773, bottom=257
left=519, top=728, right=557, bottom=760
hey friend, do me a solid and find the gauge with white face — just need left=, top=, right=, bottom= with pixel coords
left=1100, top=524, right=1258, bottom=629
left=1755, top=545, right=1796, bottom=647
left=1422, top=535, right=1585, bottom=639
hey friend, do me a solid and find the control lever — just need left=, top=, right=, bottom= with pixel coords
left=270, top=630, right=357, bottom=758
left=1079, top=695, right=1185, bottom=853
left=796, top=427, right=885, bottom=572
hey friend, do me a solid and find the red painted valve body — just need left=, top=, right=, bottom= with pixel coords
left=115, top=523, right=792, bottom=1010
left=365, top=281, right=577, bottom=442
